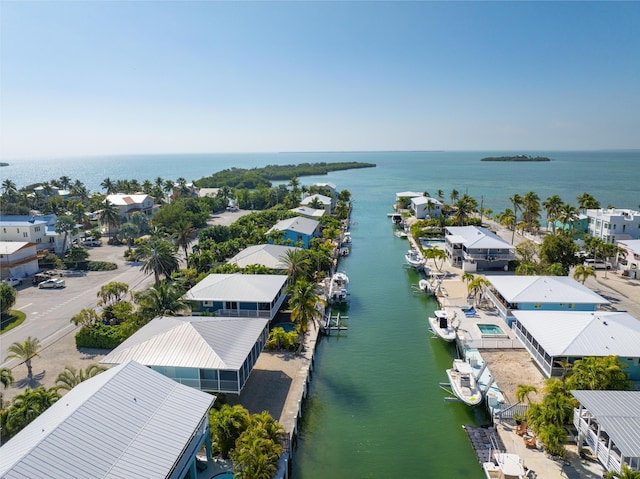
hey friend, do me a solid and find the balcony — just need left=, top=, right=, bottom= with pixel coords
left=574, top=409, right=622, bottom=473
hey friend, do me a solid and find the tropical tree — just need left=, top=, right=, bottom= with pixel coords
left=509, top=194, right=523, bottom=243
left=55, top=364, right=107, bottom=392
left=495, top=208, right=516, bottom=233
left=605, top=464, right=640, bottom=479
left=4, top=336, right=42, bottom=379
left=210, top=404, right=251, bottom=458
left=515, top=384, right=538, bottom=404
left=4, top=387, right=60, bottom=438
left=449, top=189, right=459, bottom=204
left=173, top=220, right=197, bottom=260
left=137, top=238, right=180, bottom=284
left=99, top=199, right=121, bottom=240
left=280, top=248, right=311, bottom=285
left=231, top=424, right=283, bottom=479
left=130, top=211, right=150, bottom=236
left=288, top=279, right=326, bottom=336
left=557, top=203, right=580, bottom=235
left=467, top=276, right=490, bottom=306
left=101, top=177, right=116, bottom=194
left=97, top=281, right=129, bottom=307
left=520, top=191, right=541, bottom=234
left=572, top=264, right=596, bottom=284
left=134, top=281, right=188, bottom=319
left=454, top=194, right=478, bottom=226
left=0, top=283, right=17, bottom=315
left=118, top=222, right=139, bottom=252
left=567, top=356, right=632, bottom=391
left=2, top=178, right=17, bottom=194
left=576, top=192, right=600, bottom=212
left=515, top=262, right=539, bottom=276
left=543, top=195, right=564, bottom=234
left=515, top=240, right=539, bottom=265
left=70, top=308, right=101, bottom=329
left=461, top=272, right=474, bottom=287
left=54, top=215, right=78, bottom=254
left=424, top=247, right=447, bottom=272
left=539, top=233, right=579, bottom=275
left=1, top=367, right=14, bottom=388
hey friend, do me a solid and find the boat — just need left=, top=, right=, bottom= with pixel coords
left=394, top=230, right=408, bottom=238
left=482, top=452, right=529, bottom=479
left=404, top=248, right=424, bottom=269
left=446, top=359, right=483, bottom=406
left=339, top=246, right=350, bottom=256
left=391, top=213, right=403, bottom=226
left=341, top=232, right=352, bottom=245
left=328, top=272, right=349, bottom=303
left=428, top=309, right=457, bottom=342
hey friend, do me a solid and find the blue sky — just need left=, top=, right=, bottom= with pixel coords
left=1, top=1, right=638, bottom=158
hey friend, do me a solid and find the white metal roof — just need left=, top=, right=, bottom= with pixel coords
left=313, top=182, right=337, bottom=191
left=184, top=273, right=287, bottom=302
left=101, top=316, right=269, bottom=370
left=300, top=194, right=332, bottom=206
left=488, top=275, right=608, bottom=304
left=395, top=191, right=423, bottom=199
left=0, top=360, right=215, bottom=478
left=0, top=241, right=33, bottom=255
left=267, top=216, right=320, bottom=236
left=445, top=226, right=514, bottom=250
left=571, top=390, right=640, bottom=458
left=411, top=196, right=443, bottom=206
left=619, top=239, right=640, bottom=254
left=513, top=311, right=640, bottom=356
left=229, top=244, right=302, bottom=270
left=289, top=206, right=325, bottom=218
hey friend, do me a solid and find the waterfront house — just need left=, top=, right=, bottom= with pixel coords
left=0, top=214, right=69, bottom=255
left=300, top=194, right=332, bottom=215
left=313, top=181, right=337, bottom=196
left=411, top=196, right=443, bottom=219
left=0, top=360, right=215, bottom=479
left=101, top=316, right=269, bottom=394
left=617, top=239, right=640, bottom=279
left=267, top=216, right=320, bottom=249
left=512, top=310, right=640, bottom=379
left=395, top=191, right=423, bottom=209
left=486, top=275, right=608, bottom=325
left=185, top=273, right=288, bottom=320
left=586, top=208, right=640, bottom=243
left=105, top=193, right=158, bottom=222
left=290, top=206, right=325, bottom=220
left=229, top=244, right=303, bottom=271
left=444, top=226, right=515, bottom=272
left=573, top=390, right=640, bottom=474
left=548, top=214, right=589, bottom=238
left=0, top=241, right=39, bottom=279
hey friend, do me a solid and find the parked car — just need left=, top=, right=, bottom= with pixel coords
left=38, top=278, right=66, bottom=289
left=59, top=269, right=85, bottom=277
left=583, top=259, right=612, bottom=270
left=32, top=273, right=51, bottom=285
left=82, top=237, right=103, bottom=247
left=2, top=277, right=23, bottom=287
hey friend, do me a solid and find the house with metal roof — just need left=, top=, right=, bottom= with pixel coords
left=105, top=193, right=158, bottom=221
left=101, top=316, right=269, bottom=394
left=512, top=311, right=640, bottom=379
left=290, top=206, right=325, bottom=219
left=572, top=390, right=640, bottom=474
left=0, top=360, right=215, bottom=479
left=410, top=196, right=443, bottom=219
left=444, top=226, right=516, bottom=272
left=185, top=273, right=288, bottom=319
left=618, top=239, right=640, bottom=280
left=228, top=244, right=302, bottom=271
left=0, top=241, right=39, bottom=279
left=0, top=214, right=69, bottom=254
left=266, top=217, right=320, bottom=249
left=486, top=276, right=609, bottom=325
left=300, top=194, right=333, bottom=215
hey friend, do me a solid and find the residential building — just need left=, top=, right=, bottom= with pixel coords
left=486, top=275, right=608, bottom=325
left=618, top=239, right=640, bottom=279
left=573, top=390, right=640, bottom=474
left=101, top=316, right=269, bottom=394
left=444, top=226, right=515, bottom=272
left=0, top=241, right=39, bottom=279
left=0, top=214, right=66, bottom=254
left=411, top=196, right=443, bottom=219
left=0, top=360, right=215, bottom=479
left=313, top=182, right=337, bottom=197
left=587, top=208, right=640, bottom=243
left=229, top=244, right=303, bottom=271
left=512, top=310, right=640, bottom=379
left=548, top=214, right=589, bottom=239
left=184, top=273, right=288, bottom=320
left=267, top=216, right=320, bottom=249
left=105, top=193, right=158, bottom=222
left=300, top=194, right=332, bottom=215
left=290, top=206, right=325, bottom=220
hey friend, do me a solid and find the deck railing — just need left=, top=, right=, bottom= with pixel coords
left=462, top=338, right=524, bottom=349
left=574, top=410, right=622, bottom=473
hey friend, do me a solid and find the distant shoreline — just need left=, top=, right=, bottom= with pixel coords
left=481, top=155, right=552, bottom=162
left=0, top=162, right=8, bottom=167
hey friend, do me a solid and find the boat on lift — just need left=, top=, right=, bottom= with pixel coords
left=428, top=309, right=457, bottom=342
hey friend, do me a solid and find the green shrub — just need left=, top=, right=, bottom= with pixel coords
left=86, top=261, right=118, bottom=271
left=75, top=324, right=128, bottom=349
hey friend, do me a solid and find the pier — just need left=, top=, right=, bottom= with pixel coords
left=463, top=424, right=505, bottom=464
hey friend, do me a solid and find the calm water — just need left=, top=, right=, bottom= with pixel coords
left=3, top=150, right=639, bottom=477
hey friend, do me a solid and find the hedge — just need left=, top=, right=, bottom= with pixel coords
left=75, top=324, right=128, bottom=349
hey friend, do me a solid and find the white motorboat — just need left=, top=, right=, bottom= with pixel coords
left=328, top=272, right=349, bottom=303
left=391, top=213, right=403, bottom=226
left=428, top=309, right=457, bottom=342
left=483, top=452, right=529, bottom=479
left=404, top=248, right=424, bottom=269
left=395, top=230, right=408, bottom=238
left=446, top=359, right=483, bottom=406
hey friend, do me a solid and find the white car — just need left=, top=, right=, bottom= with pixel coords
left=82, top=238, right=103, bottom=247
left=2, top=277, right=23, bottom=287
left=38, top=278, right=66, bottom=289
left=583, top=259, right=612, bottom=270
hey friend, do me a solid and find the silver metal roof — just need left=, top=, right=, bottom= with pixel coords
left=300, top=194, right=332, bottom=205
left=513, top=311, right=640, bottom=357
left=184, top=273, right=287, bottom=302
left=290, top=206, right=325, bottom=218
left=100, top=316, right=269, bottom=370
left=228, top=244, right=302, bottom=270
left=267, top=216, right=320, bottom=236
left=572, top=390, right=640, bottom=457
left=0, top=360, right=215, bottom=478
left=445, top=226, right=515, bottom=250
left=487, top=275, right=608, bottom=304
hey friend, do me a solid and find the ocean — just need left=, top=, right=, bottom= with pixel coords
left=3, top=150, right=639, bottom=478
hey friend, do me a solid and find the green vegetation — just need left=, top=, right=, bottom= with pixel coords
left=0, top=283, right=17, bottom=316
left=4, top=336, right=42, bottom=379
left=481, top=155, right=551, bottom=162
left=196, top=162, right=375, bottom=189
left=266, top=326, right=300, bottom=351
left=0, top=387, right=60, bottom=442
left=0, top=310, right=27, bottom=333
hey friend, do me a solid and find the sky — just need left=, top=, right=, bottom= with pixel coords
left=1, top=1, right=639, bottom=159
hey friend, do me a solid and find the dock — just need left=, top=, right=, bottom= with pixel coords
left=321, top=311, right=349, bottom=335
left=462, top=424, right=505, bottom=464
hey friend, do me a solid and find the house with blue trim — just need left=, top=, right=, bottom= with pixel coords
left=229, top=244, right=303, bottom=271
left=267, top=216, right=320, bottom=249
left=185, top=273, right=288, bottom=320
left=444, top=226, right=516, bottom=272
left=300, top=194, right=333, bottom=215
left=485, top=275, right=609, bottom=326
left=0, top=360, right=215, bottom=479
left=101, top=316, right=269, bottom=394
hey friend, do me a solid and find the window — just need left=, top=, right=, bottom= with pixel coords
left=534, top=303, right=542, bottom=309
left=203, top=301, right=213, bottom=307
left=36, top=238, right=42, bottom=243
left=23, top=232, right=28, bottom=237
left=568, top=303, right=576, bottom=309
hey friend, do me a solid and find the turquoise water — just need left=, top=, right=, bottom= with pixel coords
left=476, top=324, right=506, bottom=336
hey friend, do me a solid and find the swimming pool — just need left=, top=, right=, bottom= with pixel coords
left=272, top=322, right=296, bottom=333
left=476, top=323, right=507, bottom=337
left=419, top=238, right=445, bottom=247
left=212, top=473, right=234, bottom=479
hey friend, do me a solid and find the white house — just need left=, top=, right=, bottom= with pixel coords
left=0, top=242, right=39, bottom=279
left=300, top=194, right=333, bottom=215
left=229, top=244, right=303, bottom=271
left=617, top=239, right=640, bottom=279
left=0, top=360, right=216, bottom=479
left=586, top=208, right=640, bottom=243
left=444, top=226, right=515, bottom=272
left=290, top=206, right=325, bottom=220
left=105, top=193, right=158, bottom=222
left=0, top=214, right=66, bottom=254
left=411, top=196, right=443, bottom=219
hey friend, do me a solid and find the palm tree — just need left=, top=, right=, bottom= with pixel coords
left=495, top=208, right=516, bottom=233
left=4, top=387, right=60, bottom=437
left=576, top=192, right=600, bottom=213
left=509, top=194, right=523, bottom=243
left=521, top=191, right=541, bottom=233
left=137, top=238, right=180, bottom=284
left=100, top=177, right=116, bottom=194
left=557, top=203, right=579, bottom=235
left=2, top=179, right=17, bottom=194
left=134, top=280, right=188, bottom=319
left=118, top=222, right=139, bottom=252
left=467, top=277, right=490, bottom=306
left=605, top=465, right=640, bottom=479
left=288, top=279, right=326, bottom=336
left=542, top=195, right=564, bottom=234
left=461, top=272, right=475, bottom=288
left=99, top=199, right=121, bottom=240
left=5, top=336, right=42, bottom=379
left=424, top=247, right=447, bottom=272
left=173, top=220, right=197, bottom=260
left=55, top=364, right=107, bottom=392
left=449, top=189, right=459, bottom=204
left=54, top=214, right=77, bottom=254
left=97, top=281, right=130, bottom=307
left=1, top=367, right=14, bottom=388
left=210, top=404, right=251, bottom=458
left=280, top=249, right=311, bottom=285
left=515, top=384, right=537, bottom=404
left=573, top=264, right=596, bottom=284
left=454, top=194, right=478, bottom=226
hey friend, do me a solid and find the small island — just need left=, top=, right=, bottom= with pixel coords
left=481, top=155, right=551, bottom=162
left=0, top=162, right=8, bottom=167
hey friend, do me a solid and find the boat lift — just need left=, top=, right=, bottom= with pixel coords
left=321, top=312, right=349, bottom=335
